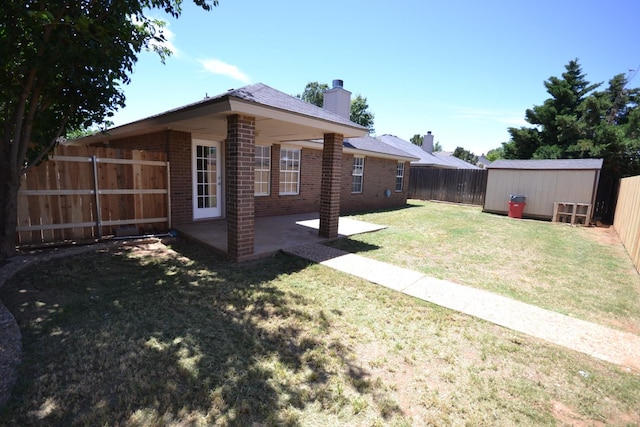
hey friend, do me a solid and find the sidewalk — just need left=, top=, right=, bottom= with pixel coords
left=284, top=243, right=640, bottom=372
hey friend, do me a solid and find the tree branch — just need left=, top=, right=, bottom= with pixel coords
left=21, top=117, right=68, bottom=176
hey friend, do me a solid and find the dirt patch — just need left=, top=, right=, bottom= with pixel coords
left=583, top=226, right=624, bottom=247
left=551, top=401, right=601, bottom=427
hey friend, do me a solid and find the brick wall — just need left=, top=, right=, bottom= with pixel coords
left=340, top=155, right=410, bottom=213
left=103, top=129, right=410, bottom=227
left=106, top=130, right=193, bottom=225
left=254, top=145, right=322, bottom=216
left=320, top=133, right=343, bottom=238
left=226, top=114, right=255, bottom=260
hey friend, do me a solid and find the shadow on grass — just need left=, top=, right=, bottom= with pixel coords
left=0, top=239, right=402, bottom=425
left=326, top=238, right=380, bottom=254
left=343, top=200, right=422, bottom=217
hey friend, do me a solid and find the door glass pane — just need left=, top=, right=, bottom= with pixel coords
left=196, top=145, right=217, bottom=209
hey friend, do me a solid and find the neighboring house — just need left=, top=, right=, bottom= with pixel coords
left=433, top=151, right=482, bottom=169
left=73, top=80, right=415, bottom=261
left=476, top=155, right=491, bottom=169
left=484, top=158, right=603, bottom=221
left=376, top=133, right=480, bottom=170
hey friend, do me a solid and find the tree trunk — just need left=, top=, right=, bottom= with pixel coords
left=0, top=155, right=19, bottom=260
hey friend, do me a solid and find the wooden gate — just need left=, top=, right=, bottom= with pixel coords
left=17, top=145, right=170, bottom=245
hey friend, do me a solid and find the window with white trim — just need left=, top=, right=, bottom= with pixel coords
left=255, top=145, right=271, bottom=196
left=352, top=156, right=364, bottom=193
left=395, top=162, right=404, bottom=192
left=279, top=148, right=300, bottom=195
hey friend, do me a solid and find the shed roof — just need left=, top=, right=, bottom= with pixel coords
left=487, top=159, right=603, bottom=170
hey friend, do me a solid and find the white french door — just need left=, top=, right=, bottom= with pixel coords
left=192, top=139, right=222, bottom=219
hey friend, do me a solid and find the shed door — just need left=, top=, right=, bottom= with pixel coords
left=193, top=139, right=222, bottom=219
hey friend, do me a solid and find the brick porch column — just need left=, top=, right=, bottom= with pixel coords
left=320, top=132, right=343, bottom=238
left=226, top=114, right=255, bottom=261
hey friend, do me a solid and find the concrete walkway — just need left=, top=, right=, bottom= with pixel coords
left=284, top=243, right=640, bottom=372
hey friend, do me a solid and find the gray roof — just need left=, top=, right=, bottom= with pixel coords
left=376, top=134, right=480, bottom=169
left=146, top=83, right=365, bottom=130
left=488, top=159, right=604, bottom=170
left=433, top=152, right=482, bottom=169
left=344, top=136, right=417, bottom=160
left=228, top=84, right=364, bottom=128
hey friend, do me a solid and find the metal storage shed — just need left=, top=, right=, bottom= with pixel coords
left=483, top=159, right=603, bottom=222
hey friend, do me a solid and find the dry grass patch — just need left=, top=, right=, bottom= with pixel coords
left=329, top=200, right=640, bottom=333
left=0, top=239, right=638, bottom=426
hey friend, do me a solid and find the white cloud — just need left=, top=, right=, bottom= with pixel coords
left=453, top=107, right=527, bottom=127
left=150, top=25, right=178, bottom=57
left=198, top=59, right=250, bottom=83
left=130, top=15, right=179, bottom=57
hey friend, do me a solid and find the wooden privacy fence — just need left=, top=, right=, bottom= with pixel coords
left=17, top=145, right=170, bottom=245
left=613, top=174, right=640, bottom=272
left=409, top=167, right=488, bottom=206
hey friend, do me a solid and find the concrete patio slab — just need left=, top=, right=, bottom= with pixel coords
left=175, top=213, right=386, bottom=260
left=296, top=217, right=387, bottom=236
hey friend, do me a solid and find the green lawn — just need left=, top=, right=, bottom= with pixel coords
left=329, top=200, right=640, bottom=333
left=0, top=202, right=639, bottom=425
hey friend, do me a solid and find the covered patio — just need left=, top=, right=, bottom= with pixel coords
left=174, top=212, right=386, bottom=260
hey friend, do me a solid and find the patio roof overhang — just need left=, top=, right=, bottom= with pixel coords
left=75, top=94, right=368, bottom=145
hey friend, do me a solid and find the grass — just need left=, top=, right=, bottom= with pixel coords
left=329, top=200, right=640, bottom=333
left=0, top=204, right=638, bottom=425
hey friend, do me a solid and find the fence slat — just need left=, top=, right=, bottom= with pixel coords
left=613, top=175, right=640, bottom=273
left=409, top=167, right=488, bottom=206
left=16, top=146, right=169, bottom=245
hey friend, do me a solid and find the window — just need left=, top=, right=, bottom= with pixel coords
left=352, top=156, right=364, bottom=193
left=395, top=162, right=404, bottom=192
left=279, top=148, right=300, bottom=195
left=255, top=145, right=271, bottom=196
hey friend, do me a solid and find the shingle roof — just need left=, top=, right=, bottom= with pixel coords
left=487, top=159, right=604, bottom=170
left=344, top=136, right=417, bottom=160
left=228, top=83, right=364, bottom=128
left=128, top=83, right=366, bottom=130
left=376, top=134, right=480, bottom=169
left=433, top=152, right=481, bottom=169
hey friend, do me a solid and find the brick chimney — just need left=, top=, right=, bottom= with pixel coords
left=323, top=79, right=351, bottom=119
left=423, top=131, right=434, bottom=154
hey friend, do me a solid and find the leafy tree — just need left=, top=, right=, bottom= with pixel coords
left=452, top=146, right=478, bottom=164
left=0, top=0, right=217, bottom=259
left=502, top=59, right=640, bottom=176
left=503, top=59, right=601, bottom=160
left=297, top=82, right=328, bottom=107
left=410, top=134, right=442, bottom=151
left=350, top=94, right=374, bottom=134
left=298, top=82, right=375, bottom=134
left=486, top=147, right=504, bottom=162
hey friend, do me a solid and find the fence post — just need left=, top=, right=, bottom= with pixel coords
left=92, top=155, right=102, bottom=239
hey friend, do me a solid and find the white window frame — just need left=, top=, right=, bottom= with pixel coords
left=352, top=155, right=364, bottom=194
left=395, top=162, right=405, bottom=192
left=279, top=148, right=301, bottom=195
left=255, top=145, right=271, bottom=196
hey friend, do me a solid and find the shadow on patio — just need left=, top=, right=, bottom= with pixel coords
left=174, top=212, right=386, bottom=260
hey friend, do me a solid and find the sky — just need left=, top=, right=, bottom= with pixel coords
left=110, top=0, right=640, bottom=155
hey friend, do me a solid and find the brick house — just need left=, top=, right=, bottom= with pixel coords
left=77, top=80, right=415, bottom=261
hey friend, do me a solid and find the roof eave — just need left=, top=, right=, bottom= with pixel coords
left=227, top=98, right=367, bottom=138
left=343, top=146, right=418, bottom=161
